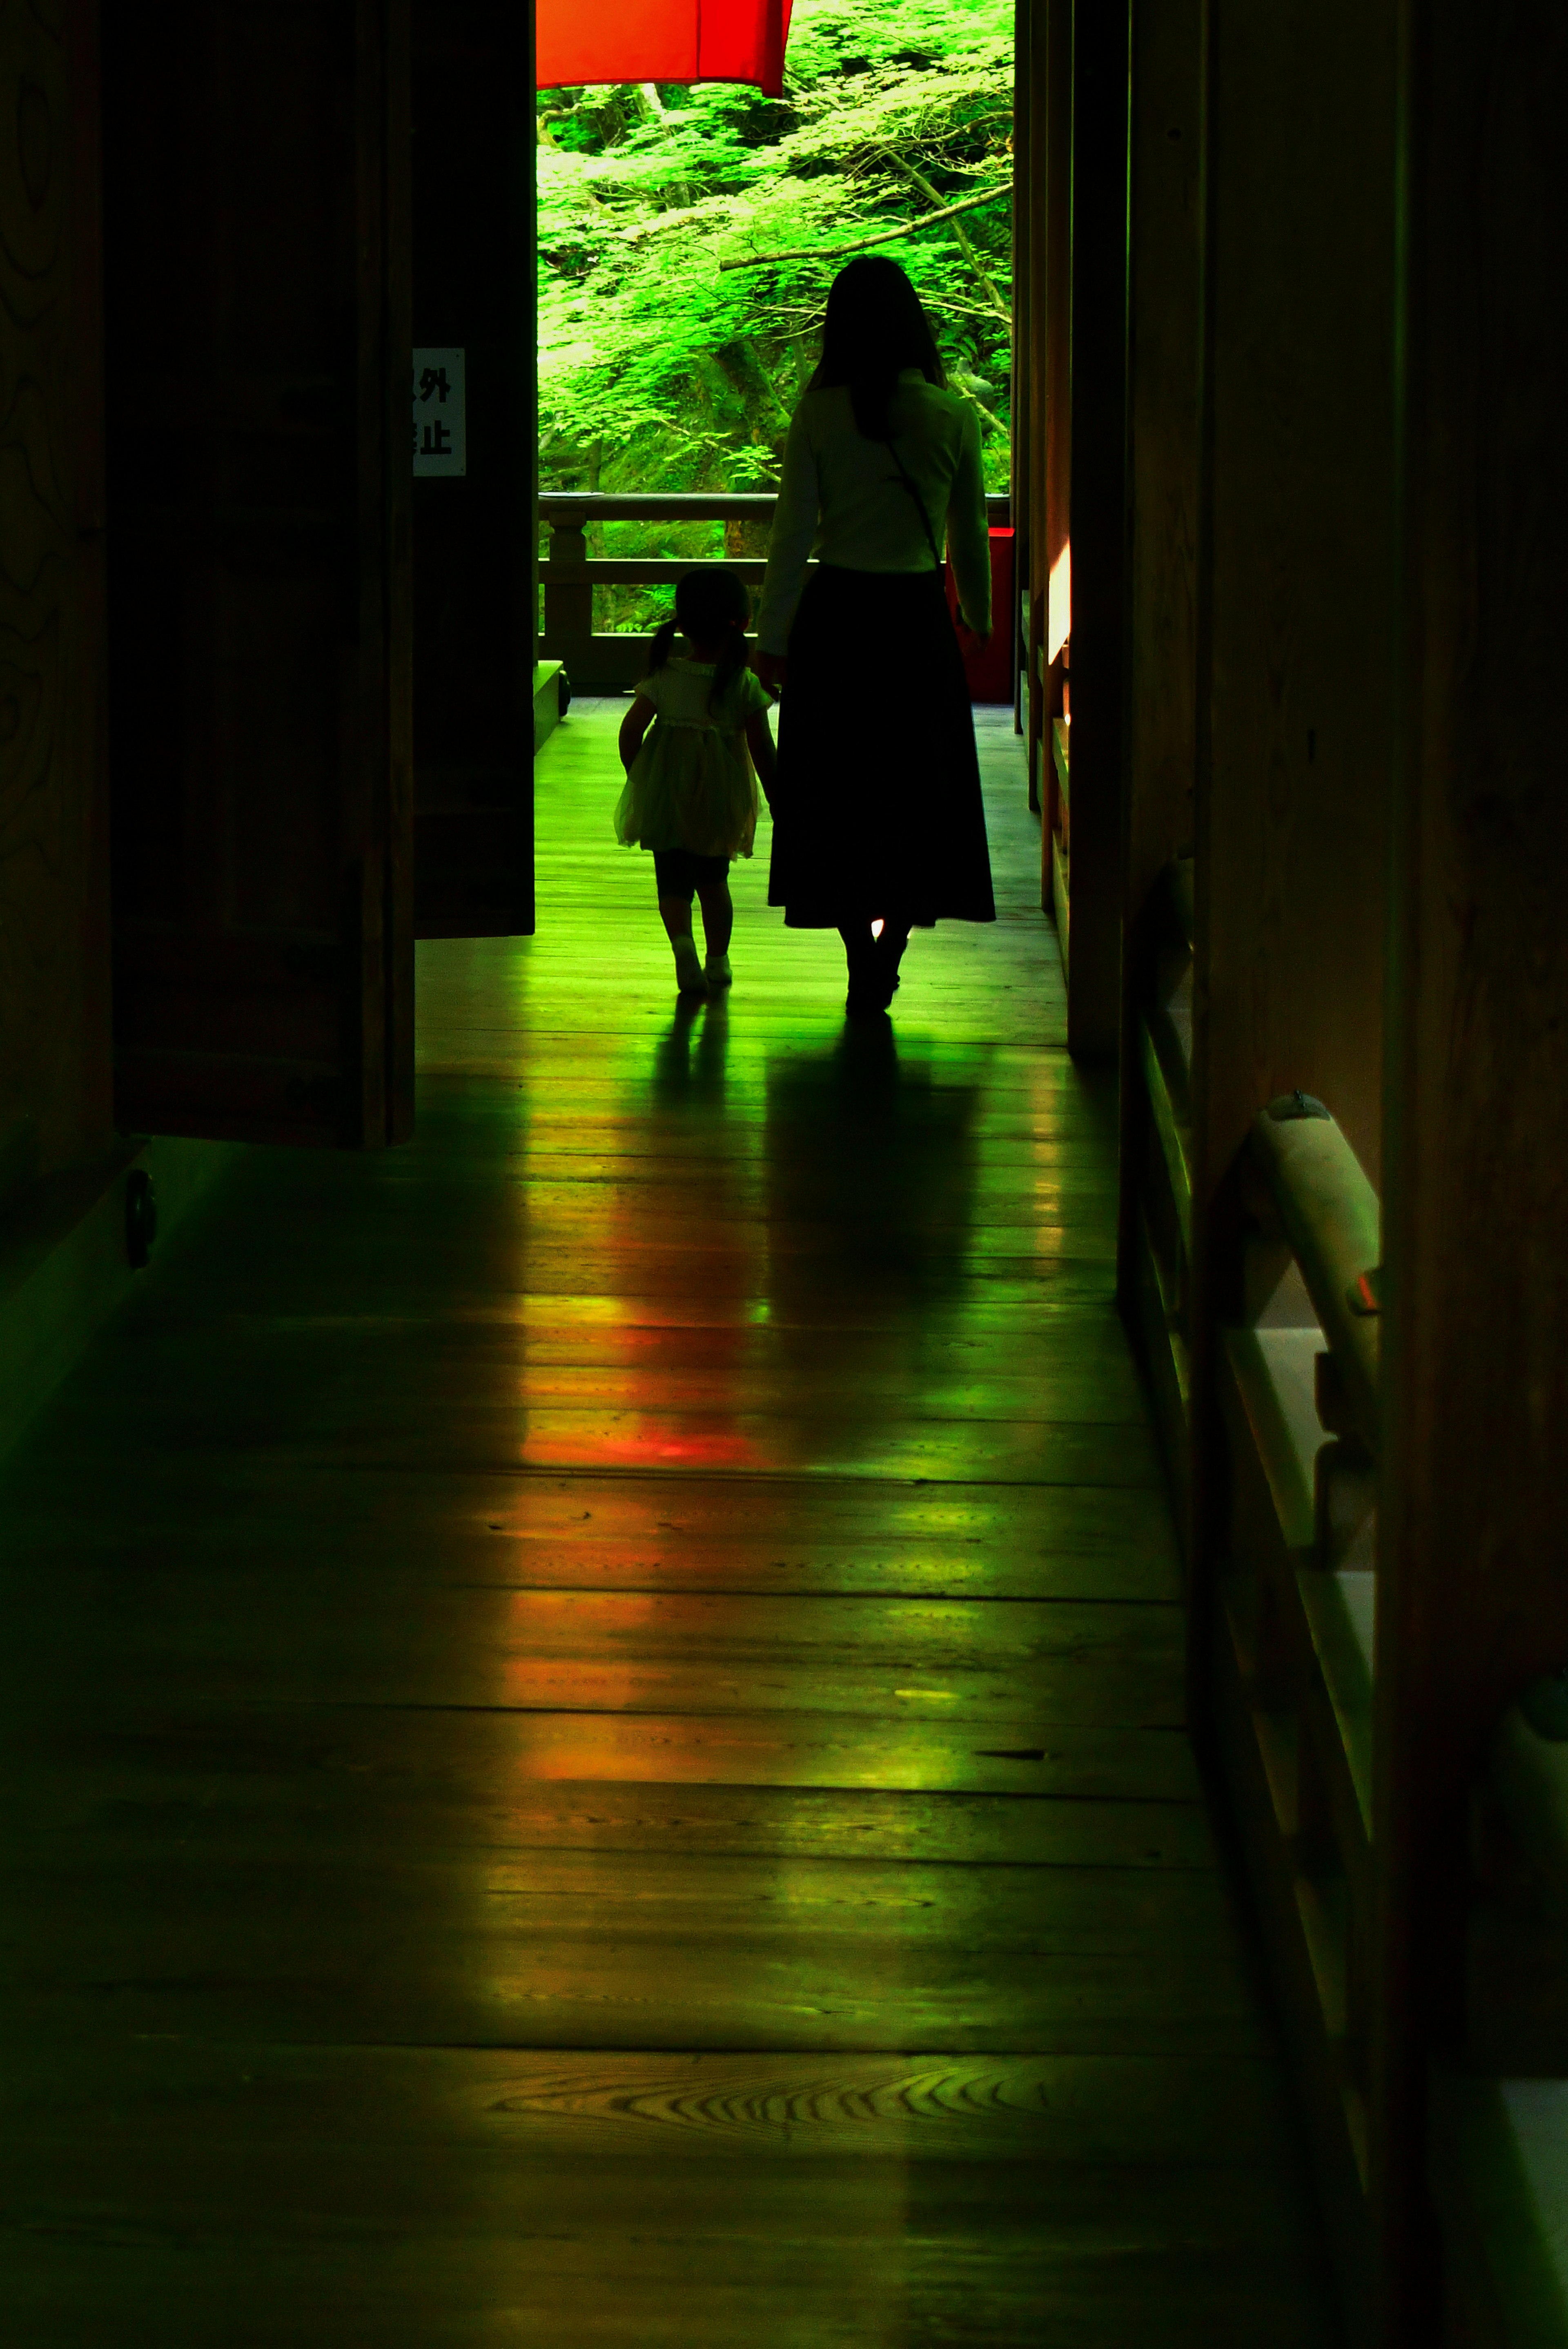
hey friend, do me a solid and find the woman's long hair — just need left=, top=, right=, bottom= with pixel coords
left=648, top=565, right=752, bottom=712
left=810, top=256, right=945, bottom=443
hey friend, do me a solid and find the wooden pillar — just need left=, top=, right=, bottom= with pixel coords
left=1178, top=0, right=1399, bottom=2324
left=1019, top=0, right=1056, bottom=837
left=1190, top=0, right=1396, bottom=1554
left=1010, top=0, right=1032, bottom=759
left=1037, top=0, right=1070, bottom=932
left=540, top=516, right=592, bottom=670
left=1120, top=0, right=1202, bottom=953
left=0, top=0, right=112, bottom=1183
left=411, top=0, right=537, bottom=941
left=1061, top=0, right=1130, bottom=1058
left=1116, top=0, right=1205, bottom=1346
left=103, top=0, right=414, bottom=1148
left=1376, top=2, right=1568, bottom=2337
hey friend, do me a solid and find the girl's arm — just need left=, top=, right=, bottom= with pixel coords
left=744, top=709, right=778, bottom=804
left=619, top=693, right=655, bottom=770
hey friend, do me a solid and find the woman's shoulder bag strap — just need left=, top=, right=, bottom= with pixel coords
left=882, top=436, right=945, bottom=573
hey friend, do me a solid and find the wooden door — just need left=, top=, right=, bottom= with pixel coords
left=104, top=0, right=413, bottom=1148
left=410, top=0, right=536, bottom=939
left=0, top=0, right=114, bottom=1185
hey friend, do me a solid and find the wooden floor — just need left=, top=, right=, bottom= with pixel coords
left=0, top=702, right=1341, bottom=2343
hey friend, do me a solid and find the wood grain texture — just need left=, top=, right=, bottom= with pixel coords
left=0, top=0, right=111, bottom=1179
left=1117, top=0, right=1203, bottom=1362
left=1194, top=0, right=1394, bottom=1193
left=411, top=0, right=536, bottom=942
left=1185, top=31, right=1399, bottom=2316
left=102, top=0, right=413, bottom=1148
left=1380, top=2, right=1568, bottom=2338
left=0, top=702, right=1338, bottom=2340
left=1123, top=0, right=1201, bottom=929
left=1060, top=0, right=1129, bottom=1058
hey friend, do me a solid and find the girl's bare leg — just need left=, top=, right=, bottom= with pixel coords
left=659, top=896, right=697, bottom=949
left=694, top=880, right=733, bottom=961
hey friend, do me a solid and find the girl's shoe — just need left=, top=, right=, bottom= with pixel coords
left=673, top=938, right=708, bottom=996
left=704, top=953, right=733, bottom=989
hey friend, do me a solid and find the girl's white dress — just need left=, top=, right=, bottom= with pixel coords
left=614, top=657, right=770, bottom=860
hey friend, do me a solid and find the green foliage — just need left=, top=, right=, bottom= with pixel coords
left=537, top=0, right=1013, bottom=629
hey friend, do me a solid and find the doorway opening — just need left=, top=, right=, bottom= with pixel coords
left=533, top=0, right=1015, bottom=691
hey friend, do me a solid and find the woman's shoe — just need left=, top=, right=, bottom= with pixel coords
left=848, top=953, right=900, bottom=1018
left=872, top=927, right=907, bottom=1008
left=673, top=938, right=708, bottom=996
left=704, top=952, right=733, bottom=989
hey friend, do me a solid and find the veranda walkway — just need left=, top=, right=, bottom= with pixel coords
left=0, top=701, right=1341, bottom=2344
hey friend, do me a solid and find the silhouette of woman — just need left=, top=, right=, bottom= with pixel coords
left=755, top=256, right=996, bottom=1018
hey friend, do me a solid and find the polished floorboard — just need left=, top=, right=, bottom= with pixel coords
left=0, top=703, right=1342, bottom=2342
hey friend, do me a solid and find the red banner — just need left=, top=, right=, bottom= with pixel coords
left=537, top=0, right=794, bottom=98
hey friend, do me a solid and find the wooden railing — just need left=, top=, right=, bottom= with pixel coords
left=1436, top=1673, right=1568, bottom=2342
left=1214, top=1103, right=1568, bottom=2342
left=539, top=490, right=1012, bottom=690
left=1212, top=1095, right=1382, bottom=2309
left=1123, top=857, right=1195, bottom=1519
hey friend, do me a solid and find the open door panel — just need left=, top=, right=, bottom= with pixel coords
left=105, top=0, right=413, bottom=1147
left=411, top=1, right=536, bottom=939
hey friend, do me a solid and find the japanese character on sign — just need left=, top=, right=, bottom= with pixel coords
left=411, top=347, right=466, bottom=477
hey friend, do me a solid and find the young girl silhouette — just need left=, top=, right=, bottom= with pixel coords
left=616, top=568, right=779, bottom=997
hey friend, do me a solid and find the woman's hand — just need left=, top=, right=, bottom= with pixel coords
left=754, top=648, right=788, bottom=694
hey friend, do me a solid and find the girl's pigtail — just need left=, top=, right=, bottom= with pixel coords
left=648, top=617, right=679, bottom=673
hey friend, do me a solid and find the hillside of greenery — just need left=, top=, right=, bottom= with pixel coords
left=536, top=0, right=1013, bottom=627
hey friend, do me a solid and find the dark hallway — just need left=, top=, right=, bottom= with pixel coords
left=0, top=708, right=1339, bottom=2342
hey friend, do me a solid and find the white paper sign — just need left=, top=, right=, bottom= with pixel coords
left=412, top=347, right=466, bottom=477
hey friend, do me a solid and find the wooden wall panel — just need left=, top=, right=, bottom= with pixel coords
left=1038, top=0, right=1069, bottom=916
left=1378, top=3, right=1568, bottom=2336
left=105, top=0, right=412, bottom=1148
left=1060, top=0, right=1129, bottom=1058
left=1009, top=0, right=1030, bottom=755
left=1018, top=0, right=1051, bottom=825
left=1194, top=0, right=1395, bottom=1205
left=1122, top=0, right=1202, bottom=936
left=1189, top=0, right=1397, bottom=1602
left=1040, top=0, right=1070, bottom=671
left=1115, top=0, right=1205, bottom=1528
left=0, top=0, right=110, bottom=1190
left=411, top=0, right=535, bottom=940
left=1180, top=5, right=1399, bottom=2312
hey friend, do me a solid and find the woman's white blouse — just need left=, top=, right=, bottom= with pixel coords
left=755, top=372, right=993, bottom=655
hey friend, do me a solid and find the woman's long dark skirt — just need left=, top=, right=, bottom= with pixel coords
left=767, top=564, right=996, bottom=928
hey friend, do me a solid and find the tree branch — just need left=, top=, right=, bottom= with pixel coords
left=718, top=184, right=1011, bottom=273
left=874, top=150, right=1010, bottom=325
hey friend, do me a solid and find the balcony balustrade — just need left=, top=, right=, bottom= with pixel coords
left=539, top=491, right=1012, bottom=690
